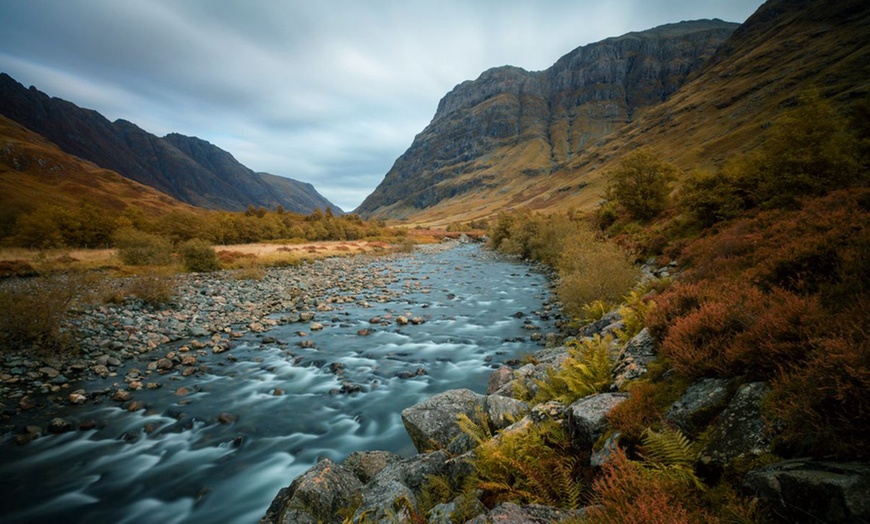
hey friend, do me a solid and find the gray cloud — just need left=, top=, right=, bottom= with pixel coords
left=0, top=0, right=763, bottom=211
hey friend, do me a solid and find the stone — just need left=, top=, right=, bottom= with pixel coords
left=665, top=378, right=733, bottom=437
left=567, top=393, right=629, bottom=449
left=485, top=395, right=529, bottom=429
left=466, top=502, right=585, bottom=523
left=352, top=451, right=451, bottom=522
left=260, top=458, right=362, bottom=524
left=47, top=417, right=73, bottom=434
left=309, top=322, right=323, bottom=331
left=487, top=366, right=514, bottom=395
left=38, top=366, right=60, bottom=378
left=155, top=358, right=173, bottom=371
left=611, top=327, right=657, bottom=389
left=699, top=382, right=770, bottom=472
left=217, top=412, right=237, bottom=424
left=69, top=392, right=88, bottom=405
left=112, top=389, right=131, bottom=402
left=401, top=388, right=485, bottom=453
left=342, top=450, right=402, bottom=484
left=744, top=460, right=870, bottom=523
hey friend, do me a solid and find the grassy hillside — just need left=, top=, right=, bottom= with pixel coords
left=0, top=114, right=198, bottom=239
left=398, top=0, right=870, bottom=226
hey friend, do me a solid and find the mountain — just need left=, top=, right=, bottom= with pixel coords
left=358, top=0, right=870, bottom=225
left=355, top=19, right=739, bottom=220
left=0, top=114, right=197, bottom=237
left=0, top=73, right=341, bottom=214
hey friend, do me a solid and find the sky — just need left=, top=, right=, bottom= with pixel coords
left=0, top=1, right=764, bottom=212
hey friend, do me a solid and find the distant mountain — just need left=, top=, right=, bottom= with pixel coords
left=0, top=73, right=341, bottom=214
left=355, top=19, right=738, bottom=220
left=0, top=114, right=197, bottom=237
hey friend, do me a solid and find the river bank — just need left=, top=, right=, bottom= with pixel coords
left=0, top=241, right=560, bottom=523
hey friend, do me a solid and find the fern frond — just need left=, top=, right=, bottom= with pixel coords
left=640, top=427, right=705, bottom=490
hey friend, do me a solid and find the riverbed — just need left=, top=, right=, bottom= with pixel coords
left=0, top=243, right=557, bottom=523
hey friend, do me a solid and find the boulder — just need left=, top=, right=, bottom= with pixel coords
left=343, top=450, right=402, bottom=484
left=401, top=389, right=484, bottom=453
left=567, top=393, right=629, bottom=449
left=260, top=458, right=362, bottom=524
left=611, top=327, right=657, bottom=389
left=699, top=382, right=770, bottom=472
left=466, top=502, right=585, bottom=523
left=352, top=451, right=450, bottom=522
left=487, top=366, right=514, bottom=395
left=744, top=460, right=870, bottom=523
left=665, top=378, right=733, bottom=437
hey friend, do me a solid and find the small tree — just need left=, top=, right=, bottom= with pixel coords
left=606, top=149, right=678, bottom=221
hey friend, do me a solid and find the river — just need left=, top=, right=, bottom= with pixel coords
left=0, top=244, right=556, bottom=523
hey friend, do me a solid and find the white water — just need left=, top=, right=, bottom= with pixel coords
left=0, top=245, right=555, bottom=523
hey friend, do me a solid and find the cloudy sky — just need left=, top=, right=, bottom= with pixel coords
left=0, top=0, right=763, bottom=211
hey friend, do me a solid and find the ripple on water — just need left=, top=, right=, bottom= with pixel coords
left=0, top=244, right=556, bottom=523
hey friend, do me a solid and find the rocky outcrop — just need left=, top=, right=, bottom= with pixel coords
left=567, top=393, right=629, bottom=448
left=400, top=388, right=529, bottom=454
left=698, top=382, right=771, bottom=473
left=0, top=73, right=340, bottom=213
left=259, top=458, right=362, bottom=524
left=356, top=20, right=737, bottom=218
left=744, top=460, right=870, bottom=523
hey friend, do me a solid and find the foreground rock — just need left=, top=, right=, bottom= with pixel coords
left=401, top=389, right=529, bottom=454
left=260, top=458, right=362, bottom=524
left=744, top=460, right=870, bottom=523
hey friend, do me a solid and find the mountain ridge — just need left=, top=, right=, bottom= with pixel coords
left=356, top=19, right=739, bottom=219
left=0, top=73, right=341, bottom=214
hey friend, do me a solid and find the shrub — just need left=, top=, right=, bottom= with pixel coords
left=605, top=148, right=678, bottom=221
left=113, top=227, right=173, bottom=266
left=606, top=381, right=664, bottom=443
left=581, top=447, right=714, bottom=524
left=127, top=273, right=177, bottom=307
left=0, top=275, right=81, bottom=354
left=557, top=236, right=638, bottom=319
left=180, top=238, right=220, bottom=272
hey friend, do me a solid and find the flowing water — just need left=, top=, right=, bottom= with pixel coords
left=0, top=244, right=555, bottom=523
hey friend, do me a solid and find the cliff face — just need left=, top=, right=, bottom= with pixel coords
left=355, top=20, right=738, bottom=218
left=0, top=74, right=340, bottom=214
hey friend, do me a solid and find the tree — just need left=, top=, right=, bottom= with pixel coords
left=605, top=149, right=678, bottom=221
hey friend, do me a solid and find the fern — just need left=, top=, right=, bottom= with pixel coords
left=455, top=406, right=494, bottom=447
left=470, top=420, right=588, bottom=509
left=582, top=299, right=614, bottom=323
left=640, top=427, right=704, bottom=490
left=534, top=334, right=615, bottom=404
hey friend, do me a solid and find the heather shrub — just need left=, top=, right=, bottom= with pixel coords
left=605, top=381, right=664, bottom=443
left=580, top=447, right=715, bottom=524
left=113, top=227, right=173, bottom=266
left=766, top=326, right=870, bottom=459
left=180, top=238, right=220, bottom=272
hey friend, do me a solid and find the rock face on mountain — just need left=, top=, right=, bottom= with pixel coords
left=355, top=20, right=738, bottom=219
left=0, top=73, right=339, bottom=214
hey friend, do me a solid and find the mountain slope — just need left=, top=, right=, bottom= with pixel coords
left=0, top=73, right=340, bottom=214
left=356, top=20, right=739, bottom=220
left=0, top=114, right=197, bottom=237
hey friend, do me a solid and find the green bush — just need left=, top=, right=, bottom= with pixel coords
left=605, top=148, right=678, bottom=221
left=180, top=238, right=220, bottom=272
left=113, top=227, right=173, bottom=266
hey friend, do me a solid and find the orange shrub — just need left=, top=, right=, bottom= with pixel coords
left=583, top=448, right=716, bottom=524
left=606, top=382, right=663, bottom=442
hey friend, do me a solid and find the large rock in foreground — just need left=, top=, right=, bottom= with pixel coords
left=744, top=460, right=870, bottom=523
left=401, top=389, right=529, bottom=454
left=259, top=458, right=361, bottom=524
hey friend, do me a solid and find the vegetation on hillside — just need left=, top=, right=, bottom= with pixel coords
left=477, top=96, right=869, bottom=520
